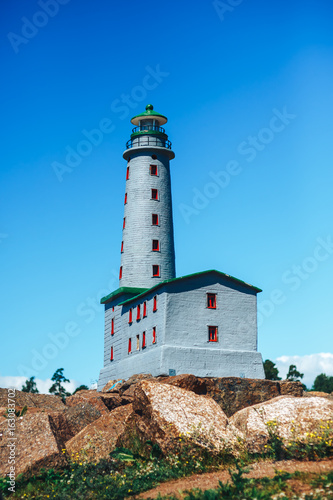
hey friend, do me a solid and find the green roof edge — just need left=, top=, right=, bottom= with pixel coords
left=117, top=269, right=262, bottom=307
left=100, top=287, right=148, bottom=304
left=131, top=109, right=167, bottom=121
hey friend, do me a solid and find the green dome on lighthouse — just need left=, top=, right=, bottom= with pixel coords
left=131, top=104, right=168, bottom=125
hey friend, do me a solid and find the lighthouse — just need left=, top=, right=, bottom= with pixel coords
left=120, top=104, right=176, bottom=288
left=97, top=105, right=265, bottom=391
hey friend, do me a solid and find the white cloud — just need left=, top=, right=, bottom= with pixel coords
left=275, top=352, right=333, bottom=389
left=0, top=376, right=86, bottom=394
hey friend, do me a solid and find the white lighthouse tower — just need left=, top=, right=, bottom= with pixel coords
left=120, top=104, right=176, bottom=289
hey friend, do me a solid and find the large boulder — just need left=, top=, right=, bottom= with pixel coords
left=159, top=374, right=212, bottom=395
left=119, top=380, right=237, bottom=455
left=49, top=404, right=102, bottom=443
left=230, top=395, right=333, bottom=453
left=0, top=413, right=66, bottom=478
left=65, top=405, right=134, bottom=462
left=0, top=388, right=65, bottom=411
left=66, top=389, right=131, bottom=413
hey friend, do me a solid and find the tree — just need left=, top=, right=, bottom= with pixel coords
left=72, top=384, right=89, bottom=395
left=49, top=368, right=71, bottom=401
left=286, top=364, right=304, bottom=382
left=21, top=376, right=39, bottom=393
left=263, top=359, right=281, bottom=380
left=312, top=373, right=333, bottom=393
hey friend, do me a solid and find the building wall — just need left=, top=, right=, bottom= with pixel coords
left=120, top=151, right=176, bottom=288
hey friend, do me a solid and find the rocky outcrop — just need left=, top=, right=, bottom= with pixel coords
left=0, top=388, right=65, bottom=411
left=66, top=389, right=131, bottom=414
left=230, top=396, right=333, bottom=453
left=49, top=404, right=102, bottom=444
left=0, top=413, right=67, bottom=478
left=119, top=381, right=237, bottom=455
left=65, top=405, right=134, bottom=462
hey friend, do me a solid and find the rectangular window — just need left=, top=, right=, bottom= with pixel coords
left=150, top=164, right=157, bottom=176
left=208, top=326, right=218, bottom=342
left=111, top=318, right=114, bottom=335
left=123, top=217, right=126, bottom=229
left=142, top=331, right=146, bottom=348
left=207, top=293, right=217, bottom=309
left=128, top=338, right=132, bottom=353
left=152, top=265, right=160, bottom=277
left=152, top=239, right=159, bottom=251
left=119, top=266, right=123, bottom=279
left=151, top=188, right=158, bottom=200
left=121, top=241, right=124, bottom=253
left=126, top=166, right=130, bottom=180
left=143, top=301, right=147, bottom=317
left=137, top=304, right=141, bottom=320
left=110, top=346, right=113, bottom=361
left=129, top=308, right=132, bottom=324
left=153, top=295, right=157, bottom=312
left=152, top=326, right=156, bottom=344
left=136, top=334, right=140, bottom=350
left=152, top=213, right=159, bottom=225
left=124, top=193, right=127, bottom=204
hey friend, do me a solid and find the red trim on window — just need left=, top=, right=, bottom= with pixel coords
left=207, top=293, right=216, bottom=309
left=151, top=188, right=158, bottom=200
left=142, top=331, right=146, bottom=348
left=208, top=326, right=218, bottom=342
left=137, top=304, right=141, bottom=321
left=152, top=239, right=159, bottom=251
left=121, top=241, right=124, bottom=253
left=152, top=265, right=160, bottom=277
left=152, top=214, right=158, bottom=225
left=153, top=296, right=157, bottom=312
left=112, top=306, right=114, bottom=312
left=129, top=308, right=132, bottom=324
left=143, top=301, right=147, bottom=317
left=124, top=193, right=127, bottom=204
left=123, top=217, right=126, bottom=229
left=110, top=346, right=113, bottom=361
left=128, top=338, right=131, bottom=353
left=111, top=318, right=114, bottom=335
left=119, top=266, right=123, bottom=279
left=150, top=164, right=157, bottom=176
left=152, top=327, right=156, bottom=344
left=126, top=166, right=130, bottom=180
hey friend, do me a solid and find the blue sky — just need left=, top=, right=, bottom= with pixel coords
left=1, top=0, right=333, bottom=391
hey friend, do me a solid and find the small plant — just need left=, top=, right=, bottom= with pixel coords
left=3, top=405, right=27, bottom=419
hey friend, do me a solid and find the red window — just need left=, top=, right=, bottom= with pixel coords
left=110, top=346, right=114, bottom=361
left=150, top=164, right=157, bottom=176
left=152, top=214, right=159, bottom=225
left=128, top=338, right=131, bottom=353
left=111, top=318, right=114, bottom=335
left=126, top=166, right=130, bottom=180
left=152, top=265, right=160, bottom=277
left=121, top=241, right=124, bottom=253
left=142, top=331, right=146, bottom=348
left=207, top=293, right=216, bottom=309
left=137, top=304, right=141, bottom=320
left=124, top=193, right=127, bottom=204
left=112, top=306, right=114, bottom=312
left=129, top=308, right=132, bottom=324
left=152, top=327, right=156, bottom=344
left=208, top=326, right=218, bottom=342
left=152, top=239, right=159, bottom=251
left=123, top=217, right=126, bottom=229
left=151, top=189, right=158, bottom=200
left=119, top=266, right=123, bottom=279
left=143, top=301, right=147, bottom=317
left=153, top=295, right=157, bottom=312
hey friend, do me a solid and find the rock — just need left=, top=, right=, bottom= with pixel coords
left=159, top=374, right=212, bottom=395
left=116, top=374, right=154, bottom=396
left=66, top=405, right=134, bottom=462
left=230, top=395, right=333, bottom=453
left=303, top=391, right=330, bottom=398
left=119, top=381, right=237, bottom=455
left=279, top=380, right=303, bottom=397
left=0, top=388, right=65, bottom=411
left=66, top=389, right=130, bottom=414
left=101, top=379, right=123, bottom=393
left=0, top=413, right=66, bottom=478
left=49, top=404, right=102, bottom=443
